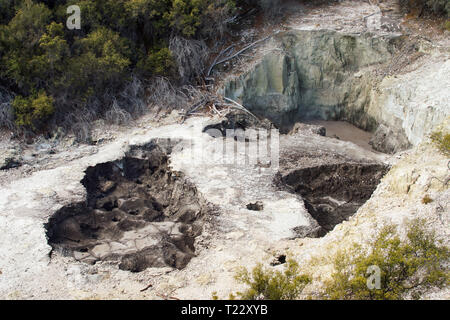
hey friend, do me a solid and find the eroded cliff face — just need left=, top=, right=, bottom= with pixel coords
left=224, top=30, right=397, bottom=130
left=367, top=57, right=450, bottom=150
left=224, top=30, right=449, bottom=153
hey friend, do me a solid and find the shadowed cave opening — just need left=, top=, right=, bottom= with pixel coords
left=45, top=142, right=206, bottom=272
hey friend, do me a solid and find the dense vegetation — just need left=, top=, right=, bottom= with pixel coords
left=0, top=0, right=244, bottom=137
left=232, top=219, right=449, bottom=300
left=0, top=0, right=448, bottom=139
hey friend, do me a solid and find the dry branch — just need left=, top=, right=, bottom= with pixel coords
left=206, top=34, right=274, bottom=77
left=140, top=283, right=153, bottom=292
left=170, top=37, right=209, bottom=84
left=223, top=97, right=259, bottom=121
left=206, top=44, right=236, bottom=77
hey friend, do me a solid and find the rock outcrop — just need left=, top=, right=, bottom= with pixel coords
left=367, top=57, right=450, bottom=151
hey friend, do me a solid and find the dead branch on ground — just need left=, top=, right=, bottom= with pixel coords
left=180, top=87, right=260, bottom=124
left=223, top=97, right=259, bottom=121
left=140, top=283, right=153, bottom=292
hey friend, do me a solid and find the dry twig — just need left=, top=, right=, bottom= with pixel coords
left=140, top=283, right=153, bottom=292
left=206, top=34, right=275, bottom=77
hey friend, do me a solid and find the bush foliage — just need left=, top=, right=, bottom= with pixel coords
left=12, top=90, right=54, bottom=129
left=322, top=219, right=449, bottom=300
left=232, top=260, right=311, bottom=300
left=232, top=219, right=449, bottom=300
left=431, top=131, right=450, bottom=156
left=0, top=0, right=238, bottom=132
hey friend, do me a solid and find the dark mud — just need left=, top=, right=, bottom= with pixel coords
left=46, top=142, right=206, bottom=272
left=281, top=163, right=389, bottom=237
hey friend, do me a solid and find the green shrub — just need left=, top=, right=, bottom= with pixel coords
left=445, top=20, right=450, bottom=31
left=138, top=46, right=176, bottom=76
left=322, top=219, right=449, bottom=300
left=37, top=22, right=70, bottom=77
left=13, top=90, right=54, bottom=129
left=0, top=0, right=18, bottom=24
left=61, top=27, right=132, bottom=101
left=232, top=259, right=311, bottom=300
left=1, top=0, right=52, bottom=90
left=431, top=131, right=450, bottom=155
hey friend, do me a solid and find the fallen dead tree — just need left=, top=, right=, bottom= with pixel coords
left=206, top=34, right=275, bottom=77
left=181, top=88, right=260, bottom=124
left=223, top=97, right=259, bottom=121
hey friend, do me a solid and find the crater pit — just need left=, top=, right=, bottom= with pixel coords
left=223, top=30, right=416, bottom=153
left=281, top=162, right=389, bottom=236
left=46, top=142, right=206, bottom=272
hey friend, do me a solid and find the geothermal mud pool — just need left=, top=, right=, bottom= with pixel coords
left=43, top=28, right=400, bottom=275
left=46, top=142, right=206, bottom=272
left=32, top=27, right=399, bottom=271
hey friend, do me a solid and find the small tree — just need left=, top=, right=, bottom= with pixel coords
left=233, top=259, right=311, bottom=300
left=323, top=219, right=449, bottom=300
left=13, top=90, right=54, bottom=129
